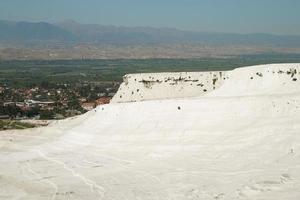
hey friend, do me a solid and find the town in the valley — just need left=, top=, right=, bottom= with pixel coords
left=0, top=82, right=118, bottom=122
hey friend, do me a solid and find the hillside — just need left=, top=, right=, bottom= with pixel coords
left=0, top=20, right=75, bottom=44
left=1, top=20, right=300, bottom=59
left=1, top=20, right=300, bottom=47
left=0, top=63, right=300, bottom=199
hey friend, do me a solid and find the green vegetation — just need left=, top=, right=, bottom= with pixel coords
left=0, top=120, right=36, bottom=130
left=1, top=53, right=300, bottom=88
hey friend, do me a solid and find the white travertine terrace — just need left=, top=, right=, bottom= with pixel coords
left=111, top=71, right=225, bottom=103
left=1, top=63, right=300, bottom=200
left=112, top=63, right=300, bottom=103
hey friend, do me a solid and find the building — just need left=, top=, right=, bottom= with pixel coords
left=81, top=102, right=96, bottom=111
left=95, top=97, right=111, bottom=105
left=0, top=115, right=10, bottom=119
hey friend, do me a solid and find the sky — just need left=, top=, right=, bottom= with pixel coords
left=0, top=0, right=300, bottom=35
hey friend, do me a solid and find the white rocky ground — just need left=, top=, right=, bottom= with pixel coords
left=1, top=63, right=300, bottom=200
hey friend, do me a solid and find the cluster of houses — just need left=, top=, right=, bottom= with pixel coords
left=0, top=85, right=114, bottom=120
left=4, top=100, right=56, bottom=111
left=81, top=97, right=112, bottom=111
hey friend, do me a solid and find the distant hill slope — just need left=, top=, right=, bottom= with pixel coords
left=0, top=20, right=75, bottom=43
left=57, top=20, right=300, bottom=47
left=1, top=20, right=300, bottom=48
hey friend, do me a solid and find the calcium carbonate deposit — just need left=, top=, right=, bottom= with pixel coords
left=1, top=63, right=300, bottom=200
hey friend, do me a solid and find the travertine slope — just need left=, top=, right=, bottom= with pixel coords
left=1, top=64, right=300, bottom=200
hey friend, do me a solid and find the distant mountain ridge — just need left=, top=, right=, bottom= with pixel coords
left=1, top=20, right=300, bottom=47
left=0, top=20, right=75, bottom=42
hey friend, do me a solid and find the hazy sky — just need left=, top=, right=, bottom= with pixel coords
left=1, top=0, right=300, bottom=35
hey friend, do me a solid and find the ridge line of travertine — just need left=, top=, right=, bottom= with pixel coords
left=111, top=63, right=300, bottom=103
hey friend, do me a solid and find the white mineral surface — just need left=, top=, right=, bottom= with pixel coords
left=1, top=63, right=300, bottom=200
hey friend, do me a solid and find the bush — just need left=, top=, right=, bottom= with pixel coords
left=40, top=110, right=55, bottom=120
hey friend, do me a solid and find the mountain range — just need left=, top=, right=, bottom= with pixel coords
left=1, top=20, right=300, bottom=47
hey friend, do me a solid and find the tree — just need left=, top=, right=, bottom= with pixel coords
left=40, top=110, right=54, bottom=120
left=67, top=96, right=81, bottom=110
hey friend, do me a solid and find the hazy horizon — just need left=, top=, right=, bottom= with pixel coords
left=0, top=0, right=300, bottom=35
left=1, top=18, right=300, bottom=37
